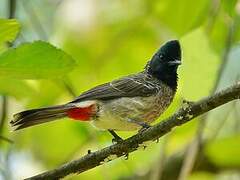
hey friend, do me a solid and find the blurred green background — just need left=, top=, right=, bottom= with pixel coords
left=0, top=0, right=240, bottom=179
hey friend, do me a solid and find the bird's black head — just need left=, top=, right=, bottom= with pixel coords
left=147, top=40, right=181, bottom=91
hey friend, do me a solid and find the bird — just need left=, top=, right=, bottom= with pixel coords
left=11, top=40, right=181, bottom=142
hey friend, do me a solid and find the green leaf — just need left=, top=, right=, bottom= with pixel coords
left=0, top=18, right=20, bottom=44
left=153, top=0, right=210, bottom=36
left=189, top=172, right=214, bottom=180
left=222, top=0, right=237, bottom=17
left=0, top=78, right=35, bottom=99
left=0, top=41, right=76, bottom=79
left=208, top=10, right=229, bottom=53
left=205, top=135, right=240, bottom=167
left=0, top=18, right=20, bottom=53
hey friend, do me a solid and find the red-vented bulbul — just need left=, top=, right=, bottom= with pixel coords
left=11, top=40, right=181, bottom=141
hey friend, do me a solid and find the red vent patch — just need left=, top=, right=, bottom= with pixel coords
left=67, top=104, right=96, bottom=121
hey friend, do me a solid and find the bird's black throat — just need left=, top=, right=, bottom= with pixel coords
left=156, top=68, right=178, bottom=91
left=146, top=66, right=178, bottom=91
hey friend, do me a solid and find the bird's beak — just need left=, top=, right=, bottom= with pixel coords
left=168, top=60, right=181, bottom=65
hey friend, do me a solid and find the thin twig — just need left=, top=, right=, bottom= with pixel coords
left=26, top=82, right=240, bottom=180
left=210, top=100, right=236, bottom=140
left=20, top=0, right=48, bottom=40
left=61, top=79, right=77, bottom=98
left=212, top=20, right=235, bottom=91
left=0, top=96, right=7, bottom=133
left=210, top=76, right=240, bottom=139
left=150, top=136, right=169, bottom=180
left=8, top=0, right=16, bottom=19
left=205, top=0, right=221, bottom=34
left=233, top=100, right=240, bottom=133
left=178, top=15, right=236, bottom=180
left=0, top=135, right=13, bottom=144
left=177, top=136, right=201, bottom=180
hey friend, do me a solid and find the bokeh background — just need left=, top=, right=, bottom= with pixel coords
left=0, top=0, right=240, bottom=179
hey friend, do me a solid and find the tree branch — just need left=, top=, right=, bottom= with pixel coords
left=178, top=17, right=237, bottom=180
left=26, top=82, right=240, bottom=180
left=8, top=0, right=16, bottom=19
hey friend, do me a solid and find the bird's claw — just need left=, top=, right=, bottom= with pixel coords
left=108, top=130, right=124, bottom=144
left=138, top=123, right=151, bottom=133
left=112, top=136, right=123, bottom=144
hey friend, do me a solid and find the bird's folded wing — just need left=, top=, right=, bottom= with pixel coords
left=71, top=73, right=160, bottom=102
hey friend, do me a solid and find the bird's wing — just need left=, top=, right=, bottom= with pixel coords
left=71, top=73, right=160, bottom=102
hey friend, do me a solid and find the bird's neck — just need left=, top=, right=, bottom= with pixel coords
left=157, top=71, right=178, bottom=91
left=145, top=68, right=178, bottom=91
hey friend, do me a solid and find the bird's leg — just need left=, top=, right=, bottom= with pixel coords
left=108, top=130, right=129, bottom=159
left=108, top=130, right=123, bottom=143
left=126, top=118, right=151, bottom=133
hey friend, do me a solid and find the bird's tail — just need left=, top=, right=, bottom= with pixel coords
left=10, top=105, right=73, bottom=130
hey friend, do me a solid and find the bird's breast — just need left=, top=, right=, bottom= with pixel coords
left=92, top=84, right=175, bottom=131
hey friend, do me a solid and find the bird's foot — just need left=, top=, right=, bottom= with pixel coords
left=112, top=136, right=123, bottom=144
left=126, top=118, right=151, bottom=133
left=138, top=122, right=151, bottom=133
left=108, top=130, right=123, bottom=144
left=108, top=130, right=129, bottom=158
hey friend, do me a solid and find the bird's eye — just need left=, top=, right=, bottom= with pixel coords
left=159, top=54, right=164, bottom=59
